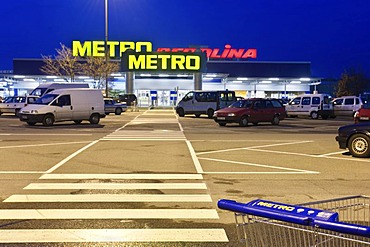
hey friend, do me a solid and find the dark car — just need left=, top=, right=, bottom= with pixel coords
left=118, top=94, right=137, bottom=107
left=104, top=98, right=127, bottom=115
left=213, top=98, right=286, bottom=127
left=335, top=122, right=370, bottom=158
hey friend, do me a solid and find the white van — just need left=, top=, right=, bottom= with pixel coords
left=176, top=90, right=236, bottom=118
left=285, top=93, right=334, bottom=119
left=30, top=83, right=89, bottom=97
left=19, top=88, right=105, bottom=126
left=332, top=96, right=363, bottom=116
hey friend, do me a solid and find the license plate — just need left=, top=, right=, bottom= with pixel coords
left=360, top=117, right=369, bottom=120
left=217, top=117, right=226, bottom=120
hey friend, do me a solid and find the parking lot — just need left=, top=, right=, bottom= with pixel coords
left=0, top=110, right=369, bottom=246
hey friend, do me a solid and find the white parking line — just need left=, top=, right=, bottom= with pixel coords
left=198, top=157, right=319, bottom=174
left=39, top=173, right=204, bottom=180
left=4, top=194, right=213, bottom=203
left=0, top=209, right=219, bottom=219
left=24, top=182, right=207, bottom=190
left=196, top=140, right=314, bottom=155
left=0, top=141, right=91, bottom=149
left=0, top=229, right=228, bottom=243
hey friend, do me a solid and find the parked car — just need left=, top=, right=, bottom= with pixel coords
left=118, top=93, right=137, bottom=107
left=332, top=96, right=363, bottom=117
left=354, top=102, right=370, bottom=123
left=0, top=95, right=38, bottom=116
left=335, top=122, right=370, bottom=158
left=213, top=98, right=286, bottom=127
left=285, top=93, right=334, bottom=119
left=104, top=98, right=127, bottom=115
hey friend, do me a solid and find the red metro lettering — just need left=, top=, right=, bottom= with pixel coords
left=156, top=44, right=257, bottom=59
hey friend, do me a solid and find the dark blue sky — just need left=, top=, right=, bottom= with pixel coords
left=1, top=0, right=370, bottom=78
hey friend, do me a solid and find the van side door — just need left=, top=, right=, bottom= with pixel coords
left=286, top=97, right=301, bottom=115
left=52, top=95, right=73, bottom=121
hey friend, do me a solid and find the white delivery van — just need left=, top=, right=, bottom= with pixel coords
left=19, top=88, right=105, bottom=126
left=285, top=93, right=335, bottom=119
left=176, top=90, right=236, bottom=118
left=30, top=83, right=89, bottom=97
left=332, top=96, right=363, bottom=116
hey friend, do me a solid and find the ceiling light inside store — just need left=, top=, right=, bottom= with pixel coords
left=268, top=78, right=279, bottom=81
left=204, top=74, right=217, bottom=77
left=231, top=80, right=242, bottom=83
left=291, top=80, right=301, bottom=84
left=23, top=78, right=36, bottom=82
left=54, top=79, right=65, bottom=82
left=158, top=74, right=170, bottom=77
left=13, top=75, right=26, bottom=78
left=140, top=74, right=152, bottom=77
left=300, top=78, right=310, bottom=81
left=260, top=80, right=272, bottom=84
left=46, top=76, right=58, bottom=79
left=237, top=77, right=248, bottom=80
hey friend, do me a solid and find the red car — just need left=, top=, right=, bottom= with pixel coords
left=354, top=103, right=370, bottom=123
left=213, top=98, right=286, bottom=127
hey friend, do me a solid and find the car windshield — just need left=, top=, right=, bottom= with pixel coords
left=34, top=94, right=58, bottom=105
left=229, top=100, right=253, bottom=108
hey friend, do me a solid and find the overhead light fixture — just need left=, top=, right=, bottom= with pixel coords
left=268, top=78, right=279, bottom=81
left=237, top=77, right=248, bottom=80
left=231, top=80, right=242, bottom=83
left=300, top=78, right=310, bottom=81
left=46, top=76, right=58, bottom=79
left=140, top=74, right=152, bottom=77
left=54, top=79, right=65, bottom=82
left=158, top=74, right=170, bottom=77
left=290, top=80, right=301, bottom=84
left=110, top=73, right=122, bottom=76
left=204, top=74, right=217, bottom=78
left=84, top=79, right=95, bottom=82
left=13, top=75, right=26, bottom=78
left=260, top=80, right=272, bottom=84
left=78, top=76, right=90, bottom=79
left=23, top=78, right=36, bottom=82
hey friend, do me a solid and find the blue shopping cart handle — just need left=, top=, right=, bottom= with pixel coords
left=218, top=199, right=312, bottom=225
left=313, top=220, right=370, bottom=238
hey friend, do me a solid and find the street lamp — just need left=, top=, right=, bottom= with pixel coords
left=104, top=0, right=109, bottom=97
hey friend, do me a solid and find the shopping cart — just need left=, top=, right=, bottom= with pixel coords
left=218, top=195, right=370, bottom=246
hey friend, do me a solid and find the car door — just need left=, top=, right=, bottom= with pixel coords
left=250, top=100, right=267, bottom=122
left=343, top=97, right=355, bottom=116
left=286, top=97, right=301, bottom=115
left=52, top=95, right=73, bottom=121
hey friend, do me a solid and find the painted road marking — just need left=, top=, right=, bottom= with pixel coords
left=39, top=173, right=203, bottom=180
left=0, top=229, right=228, bottom=243
left=4, top=194, right=213, bottom=203
left=0, top=209, right=219, bottom=219
left=101, top=130, right=186, bottom=140
left=0, top=141, right=91, bottom=149
left=198, top=157, right=319, bottom=174
left=24, top=182, right=207, bottom=190
left=44, top=140, right=99, bottom=174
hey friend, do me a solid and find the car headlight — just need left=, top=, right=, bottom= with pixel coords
left=227, top=113, right=235, bottom=117
left=31, top=110, right=38, bottom=114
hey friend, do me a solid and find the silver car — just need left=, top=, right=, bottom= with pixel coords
left=0, top=96, right=39, bottom=116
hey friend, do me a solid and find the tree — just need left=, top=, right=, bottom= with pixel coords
left=79, top=56, right=119, bottom=90
left=335, top=69, right=369, bottom=97
left=41, top=43, right=81, bottom=82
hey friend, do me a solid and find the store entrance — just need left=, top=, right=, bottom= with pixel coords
left=136, top=90, right=187, bottom=108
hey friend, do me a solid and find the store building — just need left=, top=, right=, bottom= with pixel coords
left=0, top=42, right=321, bottom=106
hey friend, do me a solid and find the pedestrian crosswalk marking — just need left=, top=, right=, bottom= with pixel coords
left=101, top=129, right=186, bottom=141
left=39, top=173, right=203, bottom=180
left=0, top=209, right=219, bottom=219
left=24, top=182, right=207, bottom=190
left=0, top=229, right=228, bottom=243
left=4, top=194, right=213, bottom=203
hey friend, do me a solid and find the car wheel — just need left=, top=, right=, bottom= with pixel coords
left=42, top=114, right=54, bottom=127
left=74, top=120, right=82, bottom=124
left=239, top=116, right=248, bottom=127
left=218, top=122, right=226, bottom=126
left=310, top=111, right=319, bottom=119
left=207, top=109, right=214, bottom=119
left=271, top=115, right=280, bottom=125
left=195, top=114, right=201, bottom=118
left=27, top=122, right=36, bottom=126
left=177, top=108, right=185, bottom=117
left=348, top=134, right=370, bottom=158
left=89, top=114, right=100, bottom=124
left=115, top=108, right=122, bottom=115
